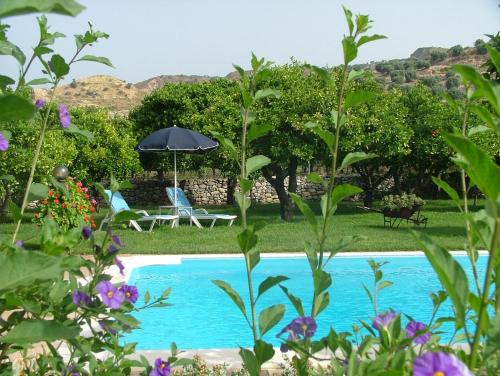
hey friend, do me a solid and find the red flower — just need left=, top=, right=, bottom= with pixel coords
left=61, top=203, right=66, bottom=209
left=48, top=190, right=54, bottom=196
left=84, top=194, right=90, bottom=199
left=54, top=199, right=60, bottom=204
left=90, top=206, right=95, bottom=212
left=79, top=205, right=85, bottom=211
left=91, top=222, right=96, bottom=229
left=76, top=181, right=83, bottom=187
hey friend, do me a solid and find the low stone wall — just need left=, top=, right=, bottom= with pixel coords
left=121, top=175, right=364, bottom=206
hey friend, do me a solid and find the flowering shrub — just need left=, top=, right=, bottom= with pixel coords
left=382, top=193, right=426, bottom=211
left=34, top=178, right=97, bottom=231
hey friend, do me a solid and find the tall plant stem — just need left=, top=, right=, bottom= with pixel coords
left=312, top=65, right=348, bottom=317
left=11, top=83, right=59, bottom=243
left=318, top=64, right=348, bottom=267
left=241, top=105, right=257, bottom=342
left=469, top=216, right=499, bottom=368
left=459, top=95, right=481, bottom=294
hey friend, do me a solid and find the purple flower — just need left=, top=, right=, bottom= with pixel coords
left=114, top=257, right=125, bottom=275
left=15, top=240, right=23, bottom=247
left=112, top=234, right=123, bottom=247
left=277, top=316, right=317, bottom=352
left=82, top=226, right=92, bottom=240
left=108, top=244, right=118, bottom=253
left=373, top=310, right=397, bottom=330
left=413, top=352, right=473, bottom=376
left=406, top=321, right=431, bottom=344
left=0, top=132, right=9, bottom=151
left=150, top=358, right=171, bottom=376
left=96, top=281, right=124, bottom=309
left=35, top=99, right=45, bottom=109
left=66, top=364, right=80, bottom=376
left=72, top=290, right=91, bottom=307
left=119, top=284, right=138, bottom=303
left=59, top=104, right=71, bottom=128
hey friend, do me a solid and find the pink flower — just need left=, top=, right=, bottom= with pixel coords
left=59, top=104, right=71, bottom=128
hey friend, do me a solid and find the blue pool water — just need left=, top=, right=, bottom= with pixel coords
left=124, top=255, right=486, bottom=349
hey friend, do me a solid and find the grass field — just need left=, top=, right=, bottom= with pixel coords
left=0, top=199, right=476, bottom=254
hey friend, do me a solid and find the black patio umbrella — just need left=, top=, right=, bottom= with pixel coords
left=135, top=125, right=218, bottom=203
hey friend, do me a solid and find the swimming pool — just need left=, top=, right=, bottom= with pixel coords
left=123, top=254, right=486, bottom=350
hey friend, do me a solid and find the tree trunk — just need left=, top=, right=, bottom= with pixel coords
left=226, top=176, right=237, bottom=205
left=261, top=157, right=299, bottom=221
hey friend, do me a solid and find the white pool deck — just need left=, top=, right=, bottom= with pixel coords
left=103, top=251, right=487, bottom=370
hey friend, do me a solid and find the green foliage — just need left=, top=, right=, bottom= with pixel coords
left=390, top=69, right=405, bottom=84
left=404, top=68, right=416, bottom=82
left=475, top=38, right=488, bottom=54
left=449, top=44, right=464, bottom=57
left=382, top=193, right=425, bottom=211
left=430, top=50, right=447, bottom=64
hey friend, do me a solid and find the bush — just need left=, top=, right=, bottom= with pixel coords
left=446, top=75, right=460, bottom=90
left=34, top=178, right=96, bottom=231
left=415, top=59, right=430, bottom=69
left=430, top=50, right=447, bottom=63
left=447, top=87, right=464, bottom=99
left=375, top=62, right=393, bottom=74
left=420, top=76, right=440, bottom=87
left=449, top=44, right=464, bottom=56
left=405, top=68, right=416, bottom=82
left=390, top=69, right=405, bottom=84
left=475, top=38, right=488, bottom=54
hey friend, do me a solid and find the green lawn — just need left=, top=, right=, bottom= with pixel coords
left=0, top=200, right=476, bottom=254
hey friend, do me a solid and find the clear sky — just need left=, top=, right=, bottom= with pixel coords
left=2, top=0, right=499, bottom=84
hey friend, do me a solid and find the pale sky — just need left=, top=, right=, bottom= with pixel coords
left=2, top=0, right=499, bottom=84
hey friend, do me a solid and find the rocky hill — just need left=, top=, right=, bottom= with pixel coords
left=33, top=45, right=489, bottom=114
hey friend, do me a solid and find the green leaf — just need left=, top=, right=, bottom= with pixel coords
left=330, top=184, right=363, bottom=214
left=280, top=285, right=304, bottom=316
left=7, top=200, right=22, bottom=222
left=289, top=193, right=317, bottom=233
left=76, top=54, right=113, bottom=67
left=211, top=132, right=239, bottom=162
left=307, top=64, right=333, bottom=86
left=245, top=155, right=270, bottom=177
left=304, top=241, right=318, bottom=271
left=0, top=0, right=85, bottom=17
left=144, top=291, right=151, bottom=305
left=468, top=125, right=491, bottom=136
left=0, top=40, right=26, bottom=65
left=237, top=228, right=258, bottom=253
left=238, top=177, right=253, bottom=194
left=347, top=69, right=366, bottom=82
left=0, top=250, right=63, bottom=292
left=50, top=54, right=69, bottom=78
left=259, top=304, right=285, bottom=336
left=470, top=105, right=499, bottom=135
left=26, top=78, right=52, bottom=85
left=257, top=276, right=289, bottom=300
left=28, top=182, right=49, bottom=201
left=109, top=311, right=140, bottom=328
left=113, top=210, right=141, bottom=223
left=212, top=280, right=247, bottom=320
left=344, top=90, right=376, bottom=109
left=413, top=231, right=469, bottom=329
left=357, top=34, right=386, bottom=47
left=313, top=269, right=332, bottom=295
left=444, top=133, right=500, bottom=203
left=0, top=319, right=79, bottom=344
left=339, top=152, right=377, bottom=171
left=307, top=172, right=324, bottom=185
left=342, top=36, right=358, bottom=64
left=313, top=291, right=330, bottom=316
left=0, top=94, right=36, bottom=121
left=486, top=45, right=500, bottom=74
left=64, top=123, right=93, bottom=141
left=378, top=281, right=393, bottom=291
left=234, top=191, right=251, bottom=213
left=342, top=6, right=354, bottom=35
left=305, top=122, right=334, bottom=152
left=239, top=348, right=259, bottom=376
left=253, top=340, right=274, bottom=367
left=247, top=123, right=272, bottom=144
left=254, top=88, right=280, bottom=101
left=485, top=313, right=500, bottom=359
left=431, top=177, right=462, bottom=211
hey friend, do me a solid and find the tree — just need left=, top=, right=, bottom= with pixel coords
left=430, top=50, right=447, bottom=64
left=255, top=62, right=335, bottom=220
left=449, top=45, right=464, bottom=57
left=390, top=70, right=405, bottom=84
left=68, top=107, right=142, bottom=182
left=129, top=79, right=241, bottom=198
left=341, top=84, right=411, bottom=206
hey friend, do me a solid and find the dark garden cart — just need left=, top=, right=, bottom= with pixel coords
left=359, top=205, right=428, bottom=228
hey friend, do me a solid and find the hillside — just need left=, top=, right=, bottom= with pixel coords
left=32, top=45, right=489, bottom=114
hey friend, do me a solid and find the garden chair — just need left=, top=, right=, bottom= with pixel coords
left=99, top=190, right=178, bottom=232
left=163, top=187, right=237, bottom=228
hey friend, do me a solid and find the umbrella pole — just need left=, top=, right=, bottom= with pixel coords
left=174, top=150, right=177, bottom=204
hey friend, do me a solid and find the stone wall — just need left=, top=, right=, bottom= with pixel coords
left=121, top=175, right=361, bottom=206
